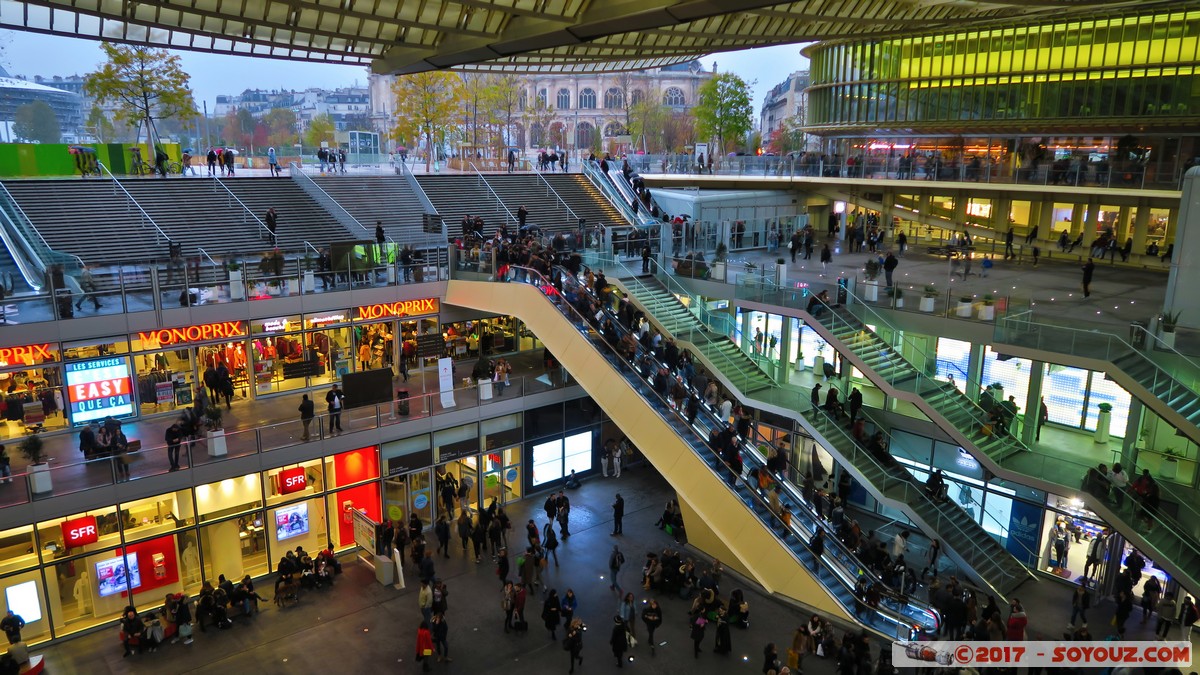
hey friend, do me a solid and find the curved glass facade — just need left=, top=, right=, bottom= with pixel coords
left=807, top=10, right=1200, bottom=132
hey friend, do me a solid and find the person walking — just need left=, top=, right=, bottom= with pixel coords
left=430, top=612, right=451, bottom=662
left=298, top=394, right=315, bottom=441
left=1156, top=592, right=1178, bottom=639
left=883, top=252, right=898, bottom=287
left=566, top=618, right=584, bottom=673
left=1069, top=582, right=1091, bottom=627
left=165, top=421, right=184, bottom=472
left=267, top=147, right=279, bottom=176
left=1082, top=258, right=1095, bottom=297
left=642, top=598, right=662, bottom=654
left=608, top=544, right=625, bottom=591
left=610, top=616, right=630, bottom=668
left=265, top=208, right=278, bottom=246
left=206, top=148, right=218, bottom=176
left=415, top=620, right=435, bottom=672
left=325, top=383, right=344, bottom=434
left=690, top=613, right=707, bottom=657
left=543, top=589, right=562, bottom=639
left=1004, top=228, right=1015, bottom=259
left=75, top=264, right=101, bottom=311
left=618, top=592, right=637, bottom=640
left=1, top=610, right=24, bottom=644
left=820, top=244, right=832, bottom=276
left=611, top=493, right=624, bottom=535
left=542, top=521, right=559, bottom=566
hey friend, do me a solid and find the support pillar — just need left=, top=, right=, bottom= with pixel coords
left=1132, top=203, right=1151, bottom=253
left=1164, top=169, right=1200, bottom=327
left=966, top=343, right=985, bottom=403
left=1070, top=203, right=1085, bottom=237
left=953, top=191, right=968, bottom=229
left=778, top=316, right=794, bottom=383
left=1121, top=397, right=1143, bottom=470
left=994, top=195, right=1012, bottom=236
left=1021, top=360, right=1045, bottom=447
left=1116, top=205, right=1132, bottom=243
left=1037, top=199, right=1056, bottom=241
left=739, top=308, right=753, bottom=352
left=1082, top=199, right=1100, bottom=251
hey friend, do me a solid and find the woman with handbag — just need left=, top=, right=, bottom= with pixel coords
left=415, top=620, right=434, bottom=672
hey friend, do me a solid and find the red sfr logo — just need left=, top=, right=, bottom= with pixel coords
left=61, top=516, right=99, bottom=547
left=279, top=467, right=307, bottom=495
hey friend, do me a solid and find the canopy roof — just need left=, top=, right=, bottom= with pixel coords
left=1, top=0, right=1183, bottom=74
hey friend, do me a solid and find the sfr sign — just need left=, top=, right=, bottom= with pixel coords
left=61, top=515, right=99, bottom=547
left=279, top=467, right=307, bottom=495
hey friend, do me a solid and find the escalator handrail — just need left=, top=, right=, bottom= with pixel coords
left=600, top=262, right=1029, bottom=591
left=503, top=265, right=940, bottom=634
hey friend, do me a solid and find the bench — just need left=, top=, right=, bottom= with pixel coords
left=19, top=655, right=44, bottom=675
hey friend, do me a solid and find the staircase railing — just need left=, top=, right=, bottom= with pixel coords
left=580, top=160, right=655, bottom=227
left=288, top=162, right=387, bottom=242
left=529, top=166, right=581, bottom=225
left=0, top=180, right=68, bottom=291
left=499, top=264, right=941, bottom=638
left=397, top=160, right=448, bottom=242
left=96, top=162, right=171, bottom=245
left=211, top=176, right=271, bottom=240
left=466, top=162, right=517, bottom=228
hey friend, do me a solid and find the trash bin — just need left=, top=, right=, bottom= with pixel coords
left=397, top=389, right=410, bottom=416
left=1130, top=321, right=1148, bottom=349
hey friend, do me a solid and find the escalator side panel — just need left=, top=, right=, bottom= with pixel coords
left=446, top=279, right=853, bottom=621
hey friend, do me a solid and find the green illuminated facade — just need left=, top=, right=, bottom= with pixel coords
left=804, top=9, right=1200, bottom=186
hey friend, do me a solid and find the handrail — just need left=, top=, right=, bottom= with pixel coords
left=499, top=264, right=939, bottom=637
left=211, top=176, right=271, bottom=240
left=529, top=165, right=581, bottom=224
left=580, top=159, right=655, bottom=227
left=397, top=158, right=439, bottom=217
left=287, top=162, right=391, bottom=243
left=466, top=162, right=517, bottom=227
left=96, top=162, right=172, bottom=244
left=196, top=247, right=220, bottom=267
left=0, top=182, right=51, bottom=290
left=0, top=179, right=63, bottom=269
left=301, top=240, right=322, bottom=257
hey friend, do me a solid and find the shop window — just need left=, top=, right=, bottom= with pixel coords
left=890, top=429, right=933, bottom=465
left=325, top=446, right=380, bottom=489
left=200, top=515, right=269, bottom=584
left=382, top=434, right=433, bottom=478
left=37, top=508, right=119, bottom=563
left=564, top=398, right=600, bottom=430
left=526, top=403, right=564, bottom=440
left=133, top=348, right=194, bottom=417
left=1042, top=363, right=1088, bottom=427
left=482, top=445, right=522, bottom=506
left=3, top=568, right=54, bottom=644
left=196, top=474, right=263, bottom=522
left=0, top=527, right=36, bottom=576
left=119, top=491, right=190, bottom=543
left=437, top=457, right=480, bottom=514
left=270, top=498, right=326, bottom=558
left=265, top=460, right=324, bottom=507
left=434, top=424, right=478, bottom=465
left=531, top=437, right=565, bottom=487
left=982, top=347, right=1031, bottom=414
left=0, top=343, right=66, bottom=439
left=354, top=321, right=395, bottom=373
left=1083, top=373, right=1131, bottom=437
left=63, top=338, right=129, bottom=360
left=562, top=430, right=594, bottom=477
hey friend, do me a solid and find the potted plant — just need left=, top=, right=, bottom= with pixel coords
left=19, top=434, right=51, bottom=494
left=774, top=257, right=787, bottom=286
left=302, top=253, right=316, bottom=293
left=227, top=260, right=245, bottom=301
left=920, top=286, right=937, bottom=313
left=204, top=405, right=228, bottom=457
left=1161, top=311, right=1181, bottom=349
left=1161, top=447, right=1180, bottom=479
left=892, top=286, right=905, bottom=309
left=978, top=294, right=996, bottom=321
left=1094, top=402, right=1113, bottom=444
left=956, top=295, right=974, bottom=317
left=862, top=259, right=881, bottom=301
left=712, top=243, right=728, bottom=282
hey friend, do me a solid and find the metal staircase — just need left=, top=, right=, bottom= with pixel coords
left=610, top=268, right=1036, bottom=600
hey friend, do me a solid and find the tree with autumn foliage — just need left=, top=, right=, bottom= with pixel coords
left=84, top=44, right=196, bottom=147
left=693, top=72, right=754, bottom=154
left=263, top=108, right=298, bottom=150
left=392, top=72, right=461, bottom=171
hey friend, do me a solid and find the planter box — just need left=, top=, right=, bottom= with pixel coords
left=955, top=301, right=973, bottom=317
left=862, top=281, right=879, bottom=302
left=711, top=262, right=726, bottom=282
left=1161, top=457, right=1179, bottom=479
left=29, top=462, right=52, bottom=494
left=285, top=279, right=301, bottom=296
left=774, top=263, right=787, bottom=287
left=894, top=298, right=904, bottom=309
left=978, top=304, right=995, bottom=321
left=229, top=270, right=245, bottom=301
left=302, top=270, right=315, bottom=293
left=1162, top=331, right=1177, bottom=349
left=919, top=296, right=936, bottom=312
left=207, top=429, right=228, bottom=457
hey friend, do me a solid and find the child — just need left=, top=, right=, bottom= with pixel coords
left=981, top=255, right=993, bottom=277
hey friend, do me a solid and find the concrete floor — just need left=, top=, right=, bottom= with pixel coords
left=30, top=468, right=889, bottom=675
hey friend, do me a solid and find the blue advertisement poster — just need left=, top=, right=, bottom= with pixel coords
left=1005, top=499, right=1043, bottom=566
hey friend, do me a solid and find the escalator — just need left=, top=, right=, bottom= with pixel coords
left=609, top=270, right=1036, bottom=601
left=445, top=272, right=941, bottom=638
left=797, top=290, right=1200, bottom=595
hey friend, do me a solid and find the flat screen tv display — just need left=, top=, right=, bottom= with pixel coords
left=96, top=554, right=141, bottom=597
left=275, top=503, right=310, bottom=542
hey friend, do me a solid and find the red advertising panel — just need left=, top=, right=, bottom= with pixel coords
left=61, top=516, right=99, bottom=547
left=279, top=466, right=308, bottom=495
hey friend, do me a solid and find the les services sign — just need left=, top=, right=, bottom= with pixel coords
left=66, top=357, right=134, bottom=424
left=279, top=467, right=308, bottom=495
left=356, top=298, right=438, bottom=321
left=61, top=515, right=99, bottom=547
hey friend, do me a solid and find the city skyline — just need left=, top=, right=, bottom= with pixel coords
left=0, top=30, right=807, bottom=120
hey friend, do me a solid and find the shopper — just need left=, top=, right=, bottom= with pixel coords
left=642, top=598, right=662, bottom=654
left=325, top=383, right=345, bottom=434
left=1082, top=258, right=1095, bottom=297
left=164, top=422, right=183, bottom=471
left=610, top=616, right=630, bottom=667
left=298, top=394, right=315, bottom=441
left=418, top=579, right=433, bottom=623
left=566, top=618, right=584, bottom=673
left=542, top=589, right=562, bottom=640
left=608, top=544, right=625, bottom=591
left=1, top=610, right=24, bottom=644
left=1156, top=592, right=1178, bottom=639
left=611, top=493, right=625, bottom=535
left=415, top=620, right=434, bottom=672
left=431, top=612, right=451, bottom=662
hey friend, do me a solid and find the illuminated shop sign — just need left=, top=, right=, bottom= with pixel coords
left=0, top=343, right=54, bottom=364
left=138, top=321, right=246, bottom=346
left=279, top=467, right=308, bottom=495
left=66, top=357, right=134, bottom=423
left=260, top=319, right=291, bottom=333
left=356, top=298, right=439, bottom=320
left=62, top=515, right=99, bottom=547
left=308, top=314, right=347, bottom=327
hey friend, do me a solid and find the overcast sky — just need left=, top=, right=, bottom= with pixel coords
left=0, top=31, right=807, bottom=116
